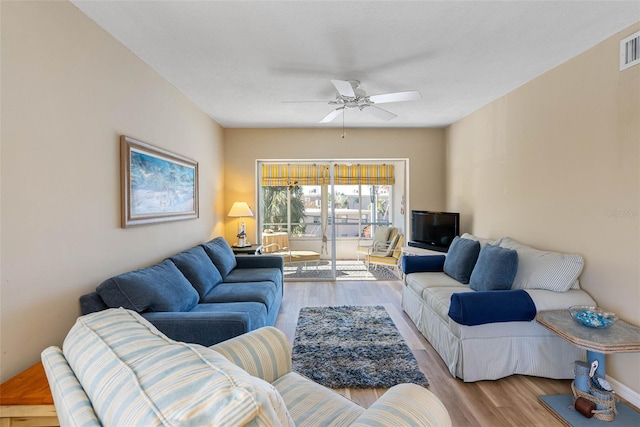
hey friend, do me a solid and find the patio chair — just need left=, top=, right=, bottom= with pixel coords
left=365, top=233, right=404, bottom=278
left=262, top=232, right=321, bottom=270
left=356, top=226, right=397, bottom=261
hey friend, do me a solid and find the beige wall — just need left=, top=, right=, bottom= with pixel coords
left=223, top=128, right=446, bottom=244
left=3, top=0, right=636, bottom=398
left=0, top=1, right=224, bottom=381
left=446, top=22, right=640, bottom=394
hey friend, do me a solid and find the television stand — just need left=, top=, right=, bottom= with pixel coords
left=402, top=246, right=445, bottom=256
left=407, top=241, right=448, bottom=253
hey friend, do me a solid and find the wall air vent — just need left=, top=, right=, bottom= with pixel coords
left=620, top=31, right=640, bottom=71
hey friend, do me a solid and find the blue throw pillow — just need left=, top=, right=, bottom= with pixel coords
left=470, top=244, right=518, bottom=291
left=171, top=246, right=223, bottom=298
left=96, top=260, right=199, bottom=312
left=202, top=237, right=238, bottom=277
left=443, top=236, right=480, bottom=284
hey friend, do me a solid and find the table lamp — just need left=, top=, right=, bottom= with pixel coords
left=228, top=202, right=254, bottom=247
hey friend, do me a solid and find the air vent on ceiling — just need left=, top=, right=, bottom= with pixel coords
left=620, top=31, right=640, bottom=71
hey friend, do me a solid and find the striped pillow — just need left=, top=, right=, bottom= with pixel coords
left=63, top=308, right=294, bottom=427
left=499, top=237, right=584, bottom=292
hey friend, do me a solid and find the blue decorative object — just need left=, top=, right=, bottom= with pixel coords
left=574, top=361, right=590, bottom=393
left=569, top=306, right=618, bottom=329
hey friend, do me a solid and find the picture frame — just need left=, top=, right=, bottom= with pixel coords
left=121, top=135, right=199, bottom=227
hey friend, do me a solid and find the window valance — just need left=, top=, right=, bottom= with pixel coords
left=261, top=163, right=329, bottom=186
left=260, top=163, right=394, bottom=186
left=333, top=164, right=395, bottom=185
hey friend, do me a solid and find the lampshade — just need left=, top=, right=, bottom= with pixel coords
left=228, top=202, right=254, bottom=218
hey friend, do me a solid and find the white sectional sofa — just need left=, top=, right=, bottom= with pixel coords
left=402, top=234, right=597, bottom=382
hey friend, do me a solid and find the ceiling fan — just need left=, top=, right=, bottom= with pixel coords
left=287, top=79, right=422, bottom=123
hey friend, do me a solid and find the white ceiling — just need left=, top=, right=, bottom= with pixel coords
left=71, top=1, right=640, bottom=128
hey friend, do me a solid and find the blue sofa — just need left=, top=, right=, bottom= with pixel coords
left=80, top=237, right=284, bottom=346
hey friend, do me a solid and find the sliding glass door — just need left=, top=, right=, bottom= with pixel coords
left=258, top=161, right=403, bottom=281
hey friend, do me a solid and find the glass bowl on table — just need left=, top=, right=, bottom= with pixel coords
left=569, top=305, right=618, bottom=329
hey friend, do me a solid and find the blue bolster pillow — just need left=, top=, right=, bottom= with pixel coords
left=448, top=290, right=536, bottom=326
left=402, top=255, right=446, bottom=274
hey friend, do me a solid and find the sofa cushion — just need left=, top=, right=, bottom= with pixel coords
left=201, top=282, right=278, bottom=308
left=499, top=237, right=584, bottom=292
left=405, top=271, right=467, bottom=294
left=443, top=236, right=480, bottom=284
left=448, top=290, right=536, bottom=326
left=171, top=246, right=224, bottom=299
left=187, top=302, right=269, bottom=336
left=224, top=267, right=282, bottom=287
left=97, top=260, right=199, bottom=312
left=202, top=237, right=238, bottom=277
left=421, top=285, right=472, bottom=322
left=469, top=244, right=518, bottom=291
left=373, top=226, right=392, bottom=244
left=63, top=309, right=294, bottom=427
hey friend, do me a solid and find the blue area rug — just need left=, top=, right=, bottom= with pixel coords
left=292, top=305, right=429, bottom=389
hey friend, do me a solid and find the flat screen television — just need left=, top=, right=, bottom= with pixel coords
left=409, top=210, right=460, bottom=252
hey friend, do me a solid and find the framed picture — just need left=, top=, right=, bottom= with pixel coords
left=121, top=135, right=199, bottom=227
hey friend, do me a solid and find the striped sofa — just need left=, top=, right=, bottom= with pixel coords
left=42, top=308, right=451, bottom=427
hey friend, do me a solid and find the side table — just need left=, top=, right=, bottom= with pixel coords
left=536, top=310, right=640, bottom=425
left=0, top=362, right=59, bottom=426
left=231, top=244, right=263, bottom=255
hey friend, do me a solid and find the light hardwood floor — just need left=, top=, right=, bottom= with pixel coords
left=275, top=280, right=574, bottom=426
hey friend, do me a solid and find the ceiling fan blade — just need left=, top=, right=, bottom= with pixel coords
left=319, top=108, right=344, bottom=123
left=361, top=105, right=397, bottom=121
left=368, top=90, right=421, bottom=104
left=330, top=79, right=356, bottom=98
left=282, top=100, right=330, bottom=103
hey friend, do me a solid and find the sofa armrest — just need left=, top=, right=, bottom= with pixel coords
left=351, top=383, right=451, bottom=426
left=210, top=326, right=292, bottom=383
left=235, top=255, right=284, bottom=271
left=402, top=255, right=446, bottom=274
left=41, top=347, right=102, bottom=427
left=142, top=311, right=254, bottom=347
left=79, top=292, right=109, bottom=315
left=448, top=290, right=536, bottom=326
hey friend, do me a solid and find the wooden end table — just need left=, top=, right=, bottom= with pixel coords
left=536, top=310, right=640, bottom=425
left=0, top=362, right=59, bottom=426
